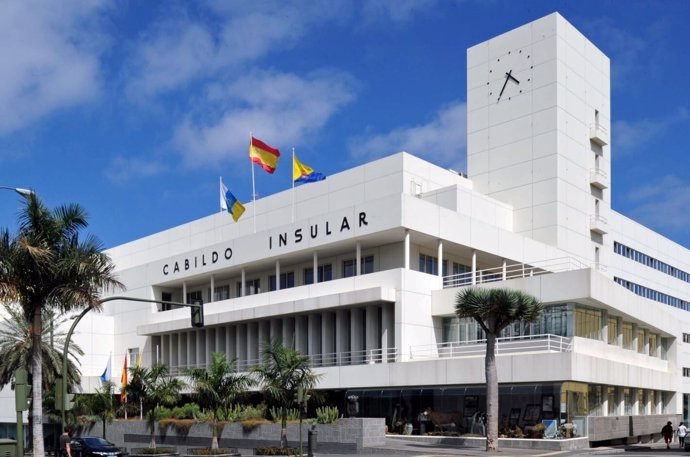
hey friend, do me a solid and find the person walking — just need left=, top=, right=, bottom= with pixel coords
left=678, top=422, right=687, bottom=449
left=59, top=427, right=72, bottom=457
left=662, top=421, right=674, bottom=449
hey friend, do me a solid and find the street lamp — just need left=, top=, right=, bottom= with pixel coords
left=0, top=186, right=34, bottom=197
left=60, top=296, right=204, bottom=429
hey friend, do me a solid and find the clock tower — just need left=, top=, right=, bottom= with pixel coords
left=466, top=12, right=611, bottom=267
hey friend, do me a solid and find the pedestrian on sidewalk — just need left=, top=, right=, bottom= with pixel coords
left=662, top=421, right=674, bottom=449
left=677, top=422, right=687, bottom=449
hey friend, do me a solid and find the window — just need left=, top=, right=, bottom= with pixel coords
left=622, top=324, right=633, bottom=350
left=683, top=333, right=690, bottom=343
left=160, top=291, right=174, bottom=311
left=128, top=347, right=140, bottom=367
left=623, top=388, right=632, bottom=415
left=649, top=334, right=658, bottom=357
left=269, top=272, right=295, bottom=291
left=343, top=255, right=374, bottom=278
left=237, top=279, right=260, bottom=296
left=214, top=285, right=230, bottom=301
left=684, top=368, right=690, bottom=377
left=607, top=386, right=617, bottom=415
left=637, top=330, right=645, bottom=353
left=186, top=290, right=202, bottom=304
left=607, top=318, right=618, bottom=345
left=574, top=308, right=601, bottom=340
left=637, top=389, right=645, bottom=415
left=304, top=264, right=333, bottom=284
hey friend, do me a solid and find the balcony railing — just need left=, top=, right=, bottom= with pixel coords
left=589, top=168, right=609, bottom=189
left=409, top=334, right=572, bottom=360
left=166, top=347, right=399, bottom=376
left=589, top=123, right=609, bottom=146
left=442, top=257, right=588, bottom=288
left=590, top=214, right=608, bottom=234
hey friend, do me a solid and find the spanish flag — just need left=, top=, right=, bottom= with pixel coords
left=120, top=355, right=128, bottom=404
left=293, top=154, right=326, bottom=184
left=249, top=136, right=280, bottom=174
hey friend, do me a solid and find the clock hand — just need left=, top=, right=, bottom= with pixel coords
left=506, top=70, right=520, bottom=84
left=498, top=75, right=510, bottom=101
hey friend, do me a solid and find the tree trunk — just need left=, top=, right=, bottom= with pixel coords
left=102, top=418, right=106, bottom=439
left=149, top=415, right=156, bottom=448
left=485, top=331, right=499, bottom=451
left=211, top=420, right=218, bottom=449
left=31, top=306, right=45, bottom=457
left=280, top=407, right=288, bottom=449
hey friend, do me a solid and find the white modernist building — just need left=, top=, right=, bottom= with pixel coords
left=1, top=12, right=687, bottom=444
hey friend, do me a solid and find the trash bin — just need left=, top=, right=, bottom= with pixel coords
left=307, top=425, right=317, bottom=457
left=0, top=438, right=17, bottom=457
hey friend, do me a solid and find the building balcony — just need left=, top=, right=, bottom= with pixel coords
left=589, top=123, right=609, bottom=146
left=590, top=214, right=608, bottom=234
left=589, top=168, right=609, bottom=189
left=409, top=334, right=572, bottom=360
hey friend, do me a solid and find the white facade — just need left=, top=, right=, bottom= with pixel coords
left=2, top=12, right=688, bottom=443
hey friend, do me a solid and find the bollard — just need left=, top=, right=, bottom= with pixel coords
left=307, top=425, right=318, bottom=457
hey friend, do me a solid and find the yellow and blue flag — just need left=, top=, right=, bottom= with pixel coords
left=293, top=154, right=326, bottom=184
left=220, top=179, right=246, bottom=222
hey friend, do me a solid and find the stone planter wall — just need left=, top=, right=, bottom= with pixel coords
left=96, top=418, right=385, bottom=455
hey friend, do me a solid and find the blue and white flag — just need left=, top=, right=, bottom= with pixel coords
left=100, top=354, right=112, bottom=383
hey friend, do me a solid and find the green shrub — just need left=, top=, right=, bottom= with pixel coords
left=315, top=406, right=340, bottom=424
left=171, top=403, right=201, bottom=419
left=241, top=418, right=269, bottom=432
left=253, top=447, right=299, bottom=456
left=239, top=403, right=267, bottom=421
left=269, top=406, right=300, bottom=422
left=152, top=406, right=172, bottom=421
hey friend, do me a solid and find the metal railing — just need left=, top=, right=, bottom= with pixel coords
left=442, top=257, right=588, bottom=288
left=166, top=347, right=399, bottom=375
left=409, top=334, right=572, bottom=359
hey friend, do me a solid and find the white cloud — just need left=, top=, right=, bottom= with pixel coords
left=125, top=2, right=348, bottom=98
left=349, top=101, right=467, bottom=171
left=0, top=0, right=107, bottom=135
left=613, top=108, right=689, bottom=156
left=361, top=0, right=438, bottom=23
left=104, top=155, right=168, bottom=184
left=172, top=70, right=356, bottom=166
left=627, top=175, right=690, bottom=231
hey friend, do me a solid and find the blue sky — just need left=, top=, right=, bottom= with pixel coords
left=1, top=0, right=689, bottom=250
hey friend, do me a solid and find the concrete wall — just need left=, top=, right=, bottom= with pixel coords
left=587, top=414, right=680, bottom=444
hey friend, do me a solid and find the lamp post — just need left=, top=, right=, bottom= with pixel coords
left=60, top=296, right=203, bottom=430
left=0, top=186, right=34, bottom=197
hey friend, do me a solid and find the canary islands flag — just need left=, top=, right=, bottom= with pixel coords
left=249, top=136, right=280, bottom=174
left=293, top=154, right=326, bottom=184
left=221, top=180, right=246, bottom=222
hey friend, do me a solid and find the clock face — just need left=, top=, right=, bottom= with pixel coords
left=487, top=47, right=533, bottom=103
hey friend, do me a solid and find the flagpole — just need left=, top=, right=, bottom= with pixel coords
left=219, top=176, right=223, bottom=212
left=291, top=148, right=295, bottom=223
left=250, top=133, right=257, bottom=233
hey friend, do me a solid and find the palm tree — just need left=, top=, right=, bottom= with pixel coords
left=186, top=352, right=253, bottom=449
left=76, top=381, right=116, bottom=439
left=0, top=303, right=83, bottom=390
left=130, top=363, right=185, bottom=448
left=0, top=194, right=122, bottom=456
left=455, top=288, right=542, bottom=452
left=252, top=340, right=321, bottom=449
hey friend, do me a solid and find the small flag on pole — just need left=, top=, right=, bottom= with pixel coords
left=293, top=154, right=326, bottom=184
left=120, top=355, right=128, bottom=404
left=220, top=177, right=228, bottom=212
left=249, top=136, right=280, bottom=174
left=100, top=354, right=112, bottom=383
left=221, top=179, right=246, bottom=222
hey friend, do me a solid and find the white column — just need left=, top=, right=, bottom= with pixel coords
left=210, top=275, right=215, bottom=302
left=241, top=269, right=246, bottom=297
left=351, top=309, right=364, bottom=363
left=161, top=334, right=168, bottom=367
left=322, top=313, right=335, bottom=365
left=381, top=304, right=394, bottom=364
left=601, top=310, right=609, bottom=343
left=632, top=324, right=639, bottom=352
left=275, top=260, right=281, bottom=291
left=471, top=250, right=477, bottom=285
left=404, top=230, right=410, bottom=269
left=356, top=241, right=362, bottom=276
left=502, top=259, right=507, bottom=280
left=247, top=322, right=258, bottom=362
left=366, top=305, right=379, bottom=363
left=335, top=309, right=349, bottom=364
left=182, top=282, right=187, bottom=302
left=437, top=240, right=443, bottom=277
left=236, top=324, right=247, bottom=364
left=308, top=314, right=322, bottom=364
left=643, top=329, right=650, bottom=355
left=313, top=251, right=319, bottom=284
left=226, top=326, right=236, bottom=361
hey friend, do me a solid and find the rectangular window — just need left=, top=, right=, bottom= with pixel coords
left=637, top=330, right=645, bottom=353
left=648, top=334, right=657, bottom=357
left=607, top=386, right=617, bottom=415
left=128, top=347, right=140, bottom=367
left=343, top=255, right=374, bottom=278
left=622, top=324, right=633, bottom=350
left=304, top=264, right=333, bottom=284
left=214, top=285, right=230, bottom=301
left=684, top=368, right=690, bottom=377
left=237, top=279, right=260, bottom=296
left=623, top=388, right=632, bottom=415
left=186, top=290, right=202, bottom=304
left=574, top=308, right=602, bottom=340
left=637, top=389, right=645, bottom=415
left=161, top=291, right=174, bottom=311
left=419, top=253, right=438, bottom=274
left=684, top=333, right=690, bottom=343
left=607, top=318, right=618, bottom=345
left=269, top=272, right=295, bottom=291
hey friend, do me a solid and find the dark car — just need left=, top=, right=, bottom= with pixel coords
left=70, top=437, right=126, bottom=457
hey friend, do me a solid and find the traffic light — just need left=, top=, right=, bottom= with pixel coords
left=14, top=368, right=30, bottom=412
left=190, top=299, right=204, bottom=328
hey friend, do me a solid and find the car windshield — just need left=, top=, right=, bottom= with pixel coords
left=83, top=438, right=113, bottom=447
